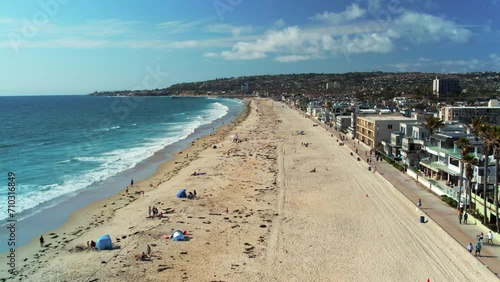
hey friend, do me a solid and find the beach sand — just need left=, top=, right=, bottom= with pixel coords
left=1, top=98, right=496, bottom=281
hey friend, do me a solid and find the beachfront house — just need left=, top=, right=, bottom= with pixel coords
left=307, top=101, right=322, bottom=117
left=356, top=114, right=415, bottom=148
left=335, top=115, right=351, bottom=131
left=399, top=123, right=429, bottom=167
left=419, top=128, right=488, bottom=201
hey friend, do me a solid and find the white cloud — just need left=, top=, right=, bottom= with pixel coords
left=395, top=12, right=471, bottom=43
left=312, top=3, right=366, bottom=24
left=390, top=57, right=492, bottom=72
left=274, top=55, right=311, bottom=63
left=221, top=49, right=266, bottom=60
left=217, top=25, right=395, bottom=61
left=274, top=19, right=285, bottom=28
left=157, top=19, right=209, bottom=33
left=205, top=24, right=254, bottom=37
left=203, top=52, right=219, bottom=58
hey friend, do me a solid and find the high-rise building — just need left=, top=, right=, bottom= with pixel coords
left=241, top=83, right=249, bottom=92
left=433, top=78, right=460, bottom=98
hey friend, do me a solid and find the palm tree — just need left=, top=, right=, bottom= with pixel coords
left=480, top=124, right=495, bottom=225
left=423, top=116, right=445, bottom=141
left=469, top=117, right=485, bottom=142
left=492, top=125, right=500, bottom=232
left=455, top=137, right=471, bottom=210
left=463, top=154, right=478, bottom=213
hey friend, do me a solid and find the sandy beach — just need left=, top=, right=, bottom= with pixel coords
left=1, top=98, right=497, bottom=281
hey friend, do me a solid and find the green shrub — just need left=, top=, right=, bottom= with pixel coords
left=393, top=163, right=404, bottom=171
left=440, top=195, right=458, bottom=208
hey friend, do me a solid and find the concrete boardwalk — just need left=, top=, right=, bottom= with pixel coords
left=332, top=128, right=500, bottom=278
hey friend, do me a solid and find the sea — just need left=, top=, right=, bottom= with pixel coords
left=0, top=95, right=244, bottom=252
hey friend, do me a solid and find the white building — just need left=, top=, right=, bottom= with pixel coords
left=439, top=100, right=500, bottom=125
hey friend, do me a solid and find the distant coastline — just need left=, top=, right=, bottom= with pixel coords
left=88, top=71, right=500, bottom=99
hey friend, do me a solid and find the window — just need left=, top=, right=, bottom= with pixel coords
left=388, top=124, right=393, bottom=129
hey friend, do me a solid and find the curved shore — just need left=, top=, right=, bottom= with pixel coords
left=0, top=99, right=250, bottom=280
left=1, top=98, right=496, bottom=281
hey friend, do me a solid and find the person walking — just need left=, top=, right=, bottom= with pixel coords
left=467, top=242, right=473, bottom=253
left=488, top=231, right=494, bottom=245
left=458, top=212, right=463, bottom=224
left=39, top=235, right=45, bottom=248
left=475, top=242, right=482, bottom=257
left=147, top=244, right=152, bottom=258
left=417, top=199, right=422, bottom=209
left=130, top=179, right=134, bottom=186
left=463, top=213, right=468, bottom=224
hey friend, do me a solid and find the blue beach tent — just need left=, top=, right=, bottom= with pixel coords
left=96, top=234, right=112, bottom=250
left=172, top=230, right=185, bottom=241
left=177, top=189, right=187, bottom=198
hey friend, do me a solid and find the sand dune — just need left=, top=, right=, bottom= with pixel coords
left=1, top=99, right=496, bottom=281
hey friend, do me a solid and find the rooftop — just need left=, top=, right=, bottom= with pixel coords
left=359, top=115, right=415, bottom=121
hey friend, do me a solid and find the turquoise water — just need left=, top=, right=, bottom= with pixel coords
left=0, top=95, right=244, bottom=222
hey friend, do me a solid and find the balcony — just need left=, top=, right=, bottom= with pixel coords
left=425, top=146, right=461, bottom=159
left=419, top=158, right=460, bottom=176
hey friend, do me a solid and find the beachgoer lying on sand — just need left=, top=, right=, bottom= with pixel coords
left=135, top=252, right=149, bottom=261
left=310, top=168, right=316, bottom=173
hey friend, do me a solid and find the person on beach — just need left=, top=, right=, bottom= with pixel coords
left=488, top=231, right=494, bottom=245
left=417, top=199, right=422, bottom=209
left=136, top=252, right=148, bottom=261
left=467, top=242, right=473, bottom=253
left=475, top=242, right=482, bottom=256
left=40, top=235, right=45, bottom=247
left=131, top=179, right=134, bottom=186
left=458, top=212, right=463, bottom=224
left=463, top=213, right=468, bottom=224
left=90, top=240, right=96, bottom=250
left=126, top=186, right=128, bottom=194
left=87, top=241, right=90, bottom=250
left=147, top=244, right=152, bottom=258
left=148, top=206, right=152, bottom=218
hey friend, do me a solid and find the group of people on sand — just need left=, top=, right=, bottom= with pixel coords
left=301, top=142, right=310, bottom=147
left=136, top=244, right=153, bottom=261
left=188, top=190, right=197, bottom=199
left=149, top=206, right=162, bottom=218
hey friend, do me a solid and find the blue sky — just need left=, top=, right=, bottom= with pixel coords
left=0, top=0, right=499, bottom=95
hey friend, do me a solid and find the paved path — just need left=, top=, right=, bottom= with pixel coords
left=299, top=109, right=500, bottom=278
left=341, top=130, right=500, bottom=277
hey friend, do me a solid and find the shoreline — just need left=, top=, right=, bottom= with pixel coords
left=0, top=96, right=245, bottom=253
left=0, top=99, right=250, bottom=279
left=2, top=98, right=493, bottom=281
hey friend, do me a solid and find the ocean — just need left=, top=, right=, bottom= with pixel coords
left=0, top=95, right=244, bottom=251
